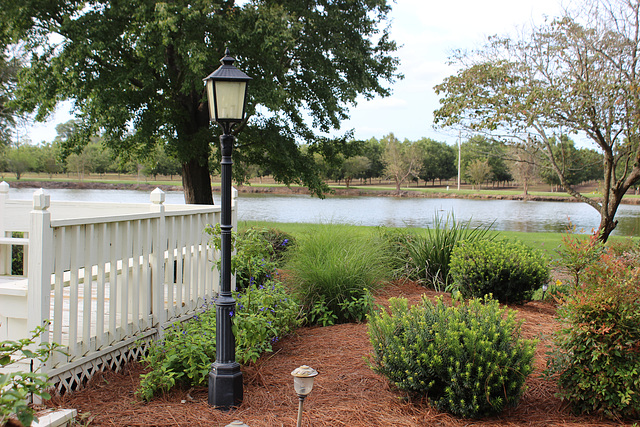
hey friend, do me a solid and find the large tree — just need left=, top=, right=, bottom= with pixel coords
left=381, top=133, right=419, bottom=192
left=0, top=35, right=22, bottom=146
left=434, top=0, right=640, bottom=241
left=2, top=0, right=400, bottom=203
left=414, top=138, right=457, bottom=186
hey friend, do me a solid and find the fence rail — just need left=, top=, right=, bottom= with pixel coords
left=0, top=183, right=234, bottom=392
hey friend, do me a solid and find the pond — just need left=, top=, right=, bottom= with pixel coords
left=8, top=187, right=640, bottom=236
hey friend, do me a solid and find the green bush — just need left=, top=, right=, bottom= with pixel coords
left=449, top=239, right=549, bottom=304
left=555, top=230, right=604, bottom=288
left=394, top=213, right=494, bottom=290
left=251, top=227, right=296, bottom=264
left=206, top=225, right=293, bottom=290
left=1, top=324, right=63, bottom=427
left=285, top=225, right=392, bottom=324
left=368, top=296, right=536, bottom=418
left=546, top=247, right=640, bottom=419
left=136, top=281, right=300, bottom=401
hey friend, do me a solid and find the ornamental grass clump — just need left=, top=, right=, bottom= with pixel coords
left=396, top=213, right=494, bottom=290
left=368, top=296, right=536, bottom=418
left=546, top=245, right=640, bottom=419
left=285, top=225, right=392, bottom=324
left=449, top=239, right=549, bottom=304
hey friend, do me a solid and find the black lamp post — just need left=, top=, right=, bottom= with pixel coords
left=204, top=48, right=251, bottom=409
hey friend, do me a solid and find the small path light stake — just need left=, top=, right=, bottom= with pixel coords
left=291, top=365, right=318, bottom=427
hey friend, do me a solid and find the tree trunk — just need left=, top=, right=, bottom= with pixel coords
left=182, top=159, right=214, bottom=204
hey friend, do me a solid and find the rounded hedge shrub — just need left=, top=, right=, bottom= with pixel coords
left=449, top=239, right=549, bottom=304
left=368, top=296, right=536, bottom=418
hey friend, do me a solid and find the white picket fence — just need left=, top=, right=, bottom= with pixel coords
left=0, top=182, right=234, bottom=393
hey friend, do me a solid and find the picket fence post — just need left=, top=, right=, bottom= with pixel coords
left=150, top=188, right=167, bottom=333
left=28, top=189, right=53, bottom=362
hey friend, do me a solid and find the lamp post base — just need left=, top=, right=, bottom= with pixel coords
left=208, top=362, right=243, bottom=409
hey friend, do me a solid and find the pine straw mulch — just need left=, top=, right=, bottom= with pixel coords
left=46, top=280, right=635, bottom=427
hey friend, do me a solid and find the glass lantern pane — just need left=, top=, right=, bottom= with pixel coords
left=293, top=376, right=314, bottom=396
left=215, top=81, right=246, bottom=120
left=206, top=80, right=216, bottom=120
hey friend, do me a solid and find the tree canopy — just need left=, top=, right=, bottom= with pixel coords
left=0, top=36, right=22, bottom=147
left=434, top=0, right=640, bottom=241
left=1, top=0, right=400, bottom=203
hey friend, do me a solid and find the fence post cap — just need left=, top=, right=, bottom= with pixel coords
left=0, top=181, right=8, bottom=193
left=33, top=188, right=50, bottom=210
left=150, top=188, right=166, bottom=204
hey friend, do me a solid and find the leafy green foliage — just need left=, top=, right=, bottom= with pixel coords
left=546, top=245, right=640, bottom=419
left=555, top=227, right=604, bottom=288
left=368, top=296, right=536, bottom=418
left=395, top=213, right=495, bottom=290
left=137, top=281, right=300, bottom=401
left=250, top=227, right=296, bottom=265
left=449, top=239, right=549, bottom=304
left=285, top=225, right=391, bottom=324
left=206, top=225, right=293, bottom=291
left=1, top=324, right=63, bottom=427
left=232, top=281, right=301, bottom=364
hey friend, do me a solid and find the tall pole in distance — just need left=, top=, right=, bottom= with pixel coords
left=203, top=49, right=251, bottom=410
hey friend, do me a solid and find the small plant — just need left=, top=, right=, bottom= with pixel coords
left=546, top=246, right=640, bottom=419
left=1, top=324, right=63, bottom=427
left=136, top=281, right=300, bottom=401
left=555, top=226, right=604, bottom=288
left=368, top=296, right=536, bottom=418
left=449, top=239, right=549, bottom=304
left=206, top=225, right=289, bottom=290
left=397, top=213, right=494, bottom=290
left=285, top=225, right=392, bottom=324
left=251, top=227, right=296, bottom=264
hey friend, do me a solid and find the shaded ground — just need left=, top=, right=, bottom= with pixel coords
left=47, top=281, right=633, bottom=426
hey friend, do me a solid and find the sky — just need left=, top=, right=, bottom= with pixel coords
left=24, top=0, right=567, bottom=146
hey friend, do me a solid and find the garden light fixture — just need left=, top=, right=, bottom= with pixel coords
left=204, top=48, right=251, bottom=410
left=291, top=365, right=318, bottom=427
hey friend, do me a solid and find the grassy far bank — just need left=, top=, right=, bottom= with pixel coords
left=4, top=172, right=640, bottom=201
left=238, top=220, right=636, bottom=264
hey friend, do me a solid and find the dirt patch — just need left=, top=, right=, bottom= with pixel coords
left=46, top=281, right=632, bottom=426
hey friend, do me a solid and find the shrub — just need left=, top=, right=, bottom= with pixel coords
left=285, top=225, right=392, bottom=324
left=555, top=229, right=604, bottom=288
left=136, top=281, right=300, bottom=401
left=206, top=225, right=292, bottom=290
left=1, top=324, right=63, bottom=427
left=395, top=213, right=494, bottom=290
left=546, top=247, right=640, bottom=419
left=368, top=296, right=536, bottom=418
left=251, top=227, right=296, bottom=264
left=449, top=239, right=549, bottom=304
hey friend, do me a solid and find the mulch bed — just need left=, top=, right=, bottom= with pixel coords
left=46, top=281, right=634, bottom=426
